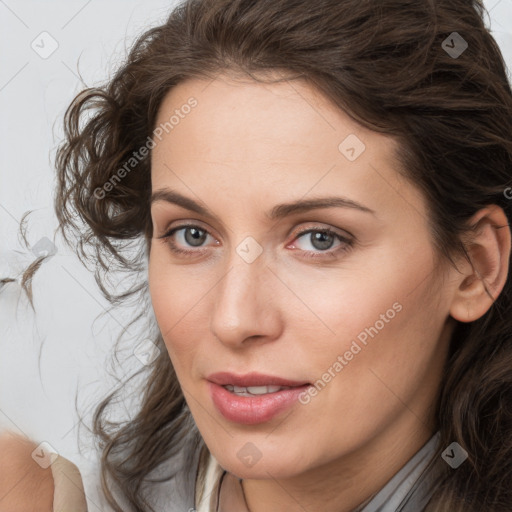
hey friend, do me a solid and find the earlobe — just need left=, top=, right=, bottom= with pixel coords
left=449, top=205, right=511, bottom=323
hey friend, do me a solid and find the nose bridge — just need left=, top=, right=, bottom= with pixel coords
left=210, top=240, right=280, bottom=346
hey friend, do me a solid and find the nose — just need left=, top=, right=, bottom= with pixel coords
left=210, top=249, right=283, bottom=349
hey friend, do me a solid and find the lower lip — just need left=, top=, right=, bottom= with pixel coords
left=208, top=382, right=311, bottom=425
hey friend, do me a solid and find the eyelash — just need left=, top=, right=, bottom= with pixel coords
left=157, top=223, right=355, bottom=261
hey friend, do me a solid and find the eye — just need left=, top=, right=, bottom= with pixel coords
left=288, top=227, right=354, bottom=260
left=158, top=224, right=216, bottom=256
left=157, top=223, right=354, bottom=260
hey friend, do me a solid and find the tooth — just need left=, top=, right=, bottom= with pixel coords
left=247, top=385, right=281, bottom=394
left=224, top=384, right=294, bottom=396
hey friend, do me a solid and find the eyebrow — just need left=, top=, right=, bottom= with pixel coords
left=150, top=188, right=376, bottom=221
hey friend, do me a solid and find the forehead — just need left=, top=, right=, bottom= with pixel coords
left=149, top=74, right=427, bottom=229
left=152, top=75, right=396, bottom=174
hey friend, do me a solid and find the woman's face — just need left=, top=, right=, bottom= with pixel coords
left=148, top=74, right=458, bottom=479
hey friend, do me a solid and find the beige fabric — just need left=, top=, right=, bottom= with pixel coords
left=217, top=472, right=249, bottom=512
left=50, top=455, right=88, bottom=512
left=195, top=454, right=250, bottom=512
left=195, top=453, right=225, bottom=512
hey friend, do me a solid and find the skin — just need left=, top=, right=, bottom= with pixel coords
left=148, top=73, right=510, bottom=512
left=0, top=431, right=54, bottom=512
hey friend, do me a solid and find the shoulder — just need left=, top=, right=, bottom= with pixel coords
left=0, top=430, right=87, bottom=512
left=0, top=430, right=54, bottom=511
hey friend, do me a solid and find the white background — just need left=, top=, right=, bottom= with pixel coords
left=1, top=0, right=512, bottom=508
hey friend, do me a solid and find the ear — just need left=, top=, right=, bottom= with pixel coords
left=450, top=205, right=511, bottom=323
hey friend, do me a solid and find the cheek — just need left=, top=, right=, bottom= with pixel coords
left=288, top=286, right=440, bottom=454
left=148, top=247, right=216, bottom=374
left=148, top=251, right=190, bottom=361
left=277, top=262, right=406, bottom=364
left=292, top=247, right=442, bottom=399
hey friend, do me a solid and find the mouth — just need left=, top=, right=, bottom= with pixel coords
left=206, top=372, right=312, bottom=424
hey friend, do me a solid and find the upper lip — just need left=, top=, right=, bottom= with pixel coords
left=207, top=371, right=310, bottom=387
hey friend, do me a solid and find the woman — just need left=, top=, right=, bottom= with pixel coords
left=6, top=0, right=512, bottom=510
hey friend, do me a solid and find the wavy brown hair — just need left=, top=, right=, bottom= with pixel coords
left=15, top=0, right=512, bottom=510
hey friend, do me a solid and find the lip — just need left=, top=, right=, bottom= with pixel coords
left=207, top=372, right=311, bottom=425
left=206, top=371, right=310, bottom=387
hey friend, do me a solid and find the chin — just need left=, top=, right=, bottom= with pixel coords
left=210, top=441, right=311, bottom=480
left=224, top=459, right=303, bottom=480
